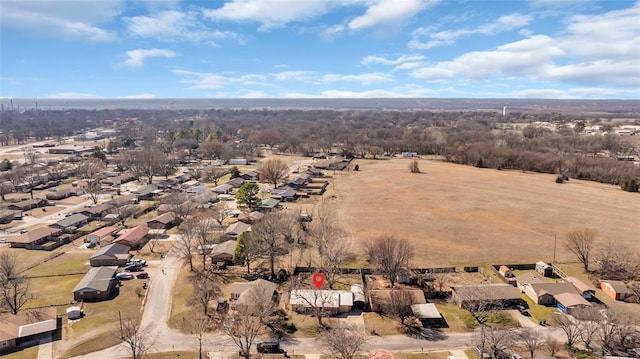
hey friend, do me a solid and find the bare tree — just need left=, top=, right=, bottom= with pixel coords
left=162, top=192, right=195, bottom=222
left=181, top=217, right=220, bottom=271
left=177, top=223, right=197, bottom=272
left=222, top=304, right=268, bottom=359
left=251, top=211, right=291, bottom=277
left=232, top=232, right=260, bottom=274
left=0, top=252, right=32, bottom=314
left=113, top=204, right=136, bottom=227
left=318, top=324, right=368, bottom=359
left=517, top=328, right=545, bottom=358
left=290, top=286, right=336, bottom=328
left=204, top=167, right=228, bottom=185
left=210, top=203, right=233, bottom=227
left=564, top=228, right=598, bottom=271
left=386, top=289, right=414, bottom=326
left=579, top=318, right=600, bottom=352
left=310, top=206, right=351, bottom=288
left=76, top=158, right=106, bottom=204
left=21, top=149, right=41, bottom=199
left=259, top=158, right=289, bottom=188
left=594, top=239, right=632, bottom=279
left=545, top=338, right=562, bottom=356
left=552, top=313, right=583, bottom=348
left=480, top=327, right=513, bottom=359
left=189, top=272, right=221, bottom=316
left=184, top=313, right=215, bottom=359
left=365, top=235, right=414, bottom=287
left=119, top=313, right=155, bottom=359
left=125, top=146, right=166, bottom=184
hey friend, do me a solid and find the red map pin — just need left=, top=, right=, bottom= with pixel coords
left=312, top=272, right=325, bottom=289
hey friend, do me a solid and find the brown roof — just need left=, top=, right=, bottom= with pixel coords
left=565, top=277, right=595, bottom=294
left=114, top=225, right=149, bottom=246
left=147, top=212, right=176, bottom=225
left=601, top=280, right=633, bottom=294
left=10, top=227, right=61, bottom=244
left=89, top=226, right=117, bottom=238
left=0, top=307, right=57, bottom=342
left=555, top=292, right=592, bottom=308
left=528, top=282, right=578, bottom=297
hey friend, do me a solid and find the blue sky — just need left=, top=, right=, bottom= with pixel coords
left=1, top=0, right=639, bottom=99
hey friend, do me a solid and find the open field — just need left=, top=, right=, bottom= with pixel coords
left=334, top=158, right=639, bottom=267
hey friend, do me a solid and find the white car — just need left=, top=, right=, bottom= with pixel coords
left=115, top=272, right=133, bottom=280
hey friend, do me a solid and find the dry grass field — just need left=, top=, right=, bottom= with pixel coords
left=333, top=158, right=639, bottom=267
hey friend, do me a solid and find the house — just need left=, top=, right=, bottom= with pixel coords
left=223, top=221, right=251, bottom=238
left=515, top=272, right=547, bottom=291
left=113, top=225, right=149, bottom=249
left=237, top=211, right=265, bottom=224
left=9, top=227, right=61, bottom=248
left=270, top=186, right=297, bottom=201
left=47, top=145, right=96, bottom=155
left=259, top=198, right=280, bottom=211
left=211, top=183, right=233, bottom=194
left=565, top=277, right=596, bottom=299
left=368, top=289, right=426, bottom=312
left=228, top=158, right=248, bottom=165
left=132, top=185, right=158, bottom=200
left=0, top=307, right=59, bottom=353
left=86, top=226, right=117, bottom=245
left=411, top=303, right=445, bottom=328
left=290, top=289, right=353, bottom=315
left=554, top=292, right=592, bottom=315
left=80, top=203, right=114, bottom=218
left=451, top=284, right=522, bottom=309
left=101, top=172, right=136, bottom=186
left=147, top=212, right=177, bottom=230
left=205, top=240, right=237, bottom=266
left=8, top=198, right=47, bottom=211
left=72, top=266, right=118, bottom=301
left=89, top=243, right=131, bottom=266
left=107, top=194, right=138, bottom=208
left=600, top=280, right=634, bottom=301
left=287, top=173, right=310, bottom=188
left=50, top=213, right=90, bottom=232
left=240, top=170, right=260, bottom=181
left=227, top=177, right=246, bottom=188
left=45, top=188, right=84, bottom=200
left=185, top=184, right=206, bottom=194
left=229, top=279, right=278, bottom=309
left=523, top=282, right=579, bottom=305
left=304, top=168, right=324, bottom=177
left=0, top=209, right=22, bottom=224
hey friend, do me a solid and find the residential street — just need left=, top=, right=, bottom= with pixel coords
left=71, top=241, right=568, bottom=359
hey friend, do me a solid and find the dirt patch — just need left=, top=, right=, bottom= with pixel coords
left=334, top=158, right=640, bottom=267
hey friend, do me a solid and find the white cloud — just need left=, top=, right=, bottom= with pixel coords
left=202, top=0, right=336, bottom=31
left=411, top=35, right=563, bottom=81
left=361, top=54, right=425, bottom=66
left=271, top=71, right=316, bottom=82
left=348, top=0, right=438, bottom=30
left=46, top=92, right=101, bottom=99
left=124, top=49, right=177, bottom=67
left=173, top=70, right=270, bottom=90
left=125, top=10, right=238, bottom=44
left=239, top=91, right=269, bottom=98
left=320, top=73, right=394, bottom=85
left=0, top=0, right=122, bottom=41
left=320, top=24, right=346, bottom=42
left=118, top=94, right=157, bottom=99
left=409, top=12, right=533, bottom=49
left=529, top=0, right=594, bottom=8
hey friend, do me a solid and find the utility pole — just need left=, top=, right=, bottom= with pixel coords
left=118, top=310, right=123, bottom=339
left=553, top=234, right=557, bottom=263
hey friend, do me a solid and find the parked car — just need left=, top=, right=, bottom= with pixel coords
left=256, top=342, right=281, bottom=354
left=136, top=272, right=149, bottom=279
left=515, top=305, right=530, bottom=316
left=116, top=272, right=133, bottom=280
left=124, top=265, right=143, bottom=272
left=511, top=354, right=523, bottom=359
left=132, top=259, right=147, bottom=266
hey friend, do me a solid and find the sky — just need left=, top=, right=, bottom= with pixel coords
left=0, top=0, right=639, bottom=99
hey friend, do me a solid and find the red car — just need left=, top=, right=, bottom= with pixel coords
left=136, top=272, right=149, bottom=279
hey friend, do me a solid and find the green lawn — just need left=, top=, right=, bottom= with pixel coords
left=434, top=301, right=476, bottom=332
left=25, top=251, right=91, bottom=277
left=1, top=346, right=40, bottom=359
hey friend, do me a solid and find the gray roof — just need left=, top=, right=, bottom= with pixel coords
left=53, top=213, right=89, bottom=228
left=452, top=284, right=521, bottom=302
left=224, top=221, right=251, bottom=236
left=411, top=303, right=442, bottom=319
left=73, top=266, right=117, bottom=292
left=528, top=282, right=578, bottom=297
left=90, top=243, right=131, bottom=261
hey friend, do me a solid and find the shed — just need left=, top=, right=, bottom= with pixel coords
left=536, top=261, right=553, bottom=277
left=599, top=280, right=634, bottom=301
left=499, top=265, right=513, bottom=278
left=411, top=303, right=445, bottom=328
